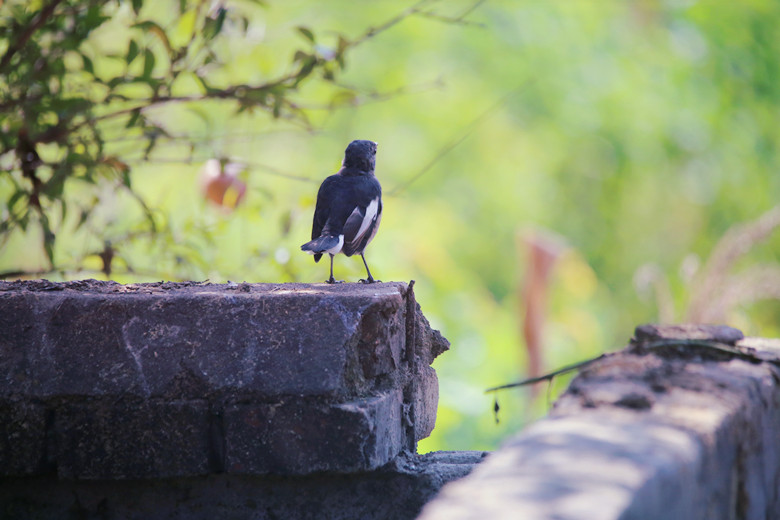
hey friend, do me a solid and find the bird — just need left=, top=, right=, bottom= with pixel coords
left=301, top=140, right=382, bottom=284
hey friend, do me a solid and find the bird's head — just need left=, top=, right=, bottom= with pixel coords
left=342, top=140, right=377, bottom=174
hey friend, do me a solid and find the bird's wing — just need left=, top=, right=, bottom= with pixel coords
left=305, top=175, right=341, bottom=262
left=360, top=198, right=382, bottom=249
left=342, top=196, right=381, bottom=257
left=311, top=176, right=338, bottom=240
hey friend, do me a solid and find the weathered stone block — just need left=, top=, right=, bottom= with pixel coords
left=410, top=365, right=439, bottom=442
left=56, top=399, right=212, bottom=479
left=225, top=389, right=404, bottom=474
left=0, top=282, right=410, bottom=400
left=54, top=399, right=212, bottom=479
left=0, top=400, right=48, bottom=476
left=355, top=298, right=405, bottom=379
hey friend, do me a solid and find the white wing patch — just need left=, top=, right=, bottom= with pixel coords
left=355, top=198, right=379, bottom=242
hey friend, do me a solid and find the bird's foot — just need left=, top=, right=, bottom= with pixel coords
left=326, top=277, right=343, bottom=284
left=359, top=277, right=380, bottom=284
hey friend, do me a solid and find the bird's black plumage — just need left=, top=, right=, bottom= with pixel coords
left=301, top=140, right=382, bottom=284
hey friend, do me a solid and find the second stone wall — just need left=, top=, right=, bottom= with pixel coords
left=419, top=325, right=780, bottom=520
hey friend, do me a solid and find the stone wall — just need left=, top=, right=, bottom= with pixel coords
left=4, top=280, right=780, bottom=520
left=0, top=280, right=484, bottom=519
left=419, top=324, right=780, bottom=520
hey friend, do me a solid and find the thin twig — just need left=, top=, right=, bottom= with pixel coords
left=418, top=0, right=487, bottom=27
left=485, top=354, right=608, bottom=393
left=348, top=0, right=439, bottom=48
left=485, top=338, right=771, bottom=395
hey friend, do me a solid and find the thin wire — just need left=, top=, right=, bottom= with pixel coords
left=388, top=83, right=532, bottom=196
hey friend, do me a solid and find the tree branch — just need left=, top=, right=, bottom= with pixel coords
left=418, top=0, right=487, bottom=27
left=0, top=0, right=66, bottom=72
left=347, top=0, right=439, bottom=48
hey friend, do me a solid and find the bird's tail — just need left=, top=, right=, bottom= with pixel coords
left=301, top=235, right=341, bottom=263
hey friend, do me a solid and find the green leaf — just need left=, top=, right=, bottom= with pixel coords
left=192, top=73, right=211, bottom=94
left=84, top=5, right=110, bottom=30
left=202, top=50, right=218, bottom=66
left=174, top=10, right=198, bottom=44
left=75, top=208, right=90, bottom=231
left=126, top=40, right=139, bottom=64
left=39, top=213, right=55, bottom=267
left=186, top=106, right=212, bottom=126
left=43, top=169, right=67, bottom=199
left=330, top=89, right=358, bottom=108
left=126, top=108, right=142, bottom=128
left=143, top=49, right=155, bottom=78
left=81, top=54, right=94, bottom=75
left=18, top=212, right=29, bottom=233
left=204, top=7, right=227, bottom=40
left=133, top=21, right=172, bottom=55
left=131, top=0, right=142, bottom=15
left=7, top=190, right=26, bottom=212
left=293, top=50, right=309, bottom=64
left=295, top=56, right=317, bottom=85
left=297, top=26, right=315, bottom=43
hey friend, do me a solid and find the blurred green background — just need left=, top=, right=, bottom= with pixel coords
left=2, top=0, right=779, bottom=452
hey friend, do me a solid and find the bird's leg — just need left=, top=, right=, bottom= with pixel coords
left=359, top=253, right=380, bottom=284
left=326, top=254, right=342, bottom=284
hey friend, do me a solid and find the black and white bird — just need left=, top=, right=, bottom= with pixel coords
left=301, top=140, right=382, bottom=284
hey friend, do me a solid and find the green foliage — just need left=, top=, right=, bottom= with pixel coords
left=0, top=0, right=364, bottom=275
left=2, top=1, right=780, bottom=452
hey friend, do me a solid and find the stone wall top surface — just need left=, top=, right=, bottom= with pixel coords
left=0, top=280, right=415, bottom=400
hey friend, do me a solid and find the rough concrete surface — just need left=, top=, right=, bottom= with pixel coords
left=0, top=451, right=488, bottom=520
left=419, top=324, right=780, bottom=520
left=0, top=280, right=412, bottom=399
left=0, top=280, right=449, bottom=478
